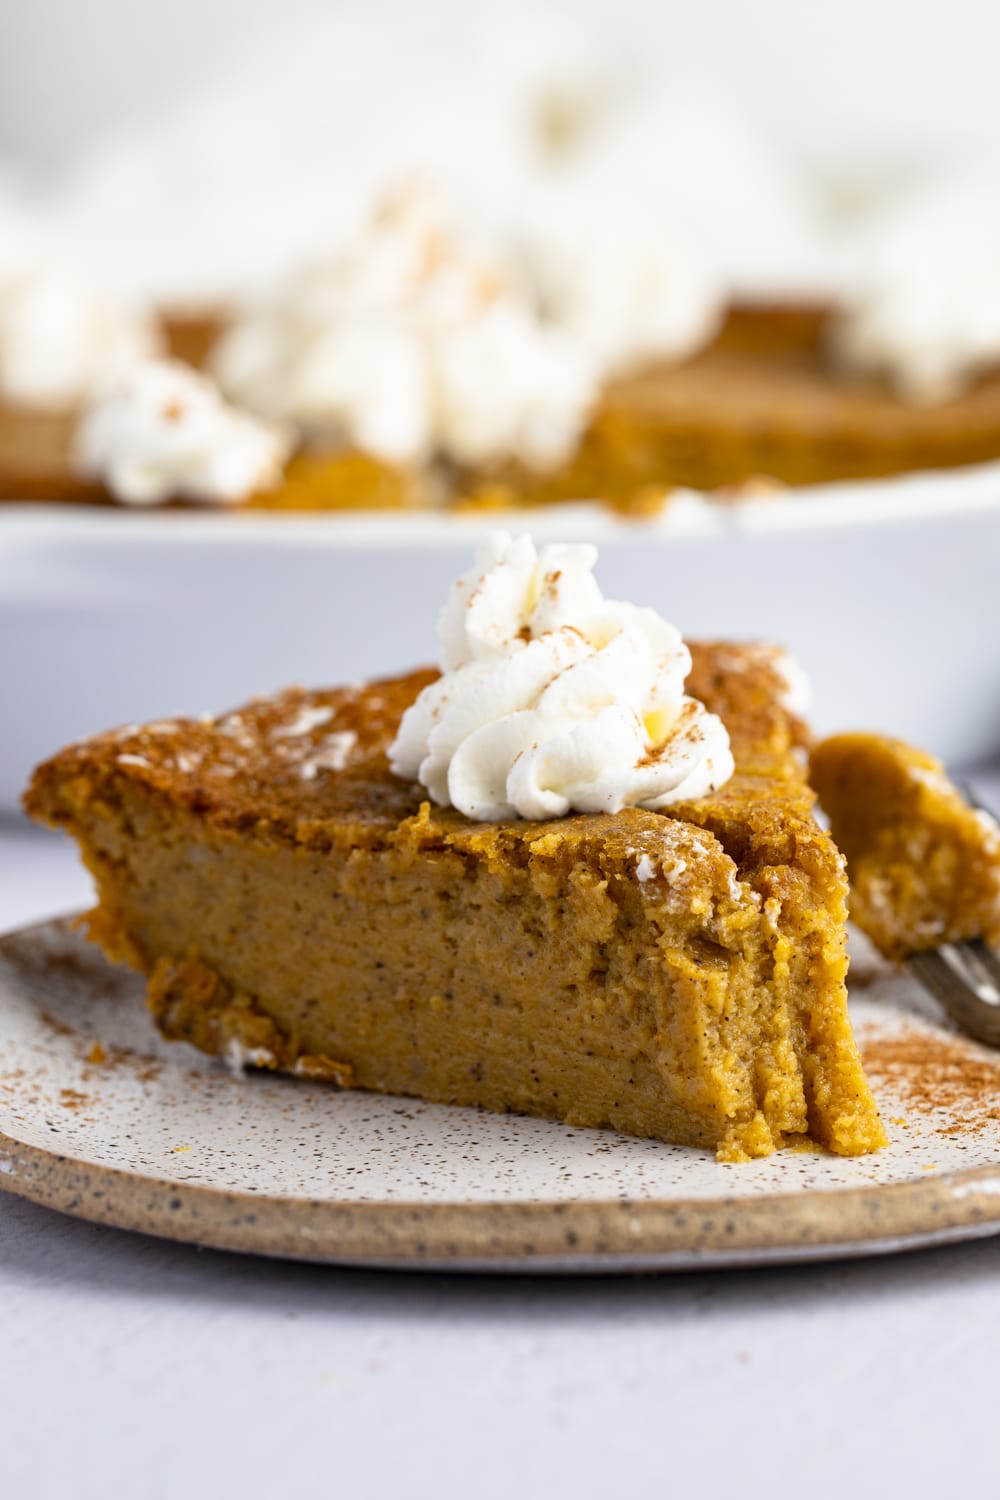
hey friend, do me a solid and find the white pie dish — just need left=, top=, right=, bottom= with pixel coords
left=3, top=459, right=1000, bottom=814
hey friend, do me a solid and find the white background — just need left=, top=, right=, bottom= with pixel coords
left=3, top=0, right=1000, bottom=172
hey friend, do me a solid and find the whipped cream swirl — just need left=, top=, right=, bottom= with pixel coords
left=390, top=533, right=734, bottom=821
left=828, top=165, right=1000, bottom=403
left=523, top=211, right=723, bottom=375
left=829, top=267, right=1000, bottom=404
left=211, top=182, right=597, bottom=471
left=73, top=359, right=291, bottom=505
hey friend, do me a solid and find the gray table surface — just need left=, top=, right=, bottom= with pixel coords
left=4, top=792, right=1000, bottom=1500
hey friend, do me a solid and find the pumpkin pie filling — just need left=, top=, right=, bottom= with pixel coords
left=811, top=732, right=1000, bottom=961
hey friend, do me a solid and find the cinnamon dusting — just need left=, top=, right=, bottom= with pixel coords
left=862, top=1029, right=1000, bottom=1136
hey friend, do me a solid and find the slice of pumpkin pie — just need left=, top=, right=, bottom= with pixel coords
left=24, top=535, right=884, bottom=1162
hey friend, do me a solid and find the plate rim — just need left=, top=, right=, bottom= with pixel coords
left=4, top=1124, right=1000, bottom=1270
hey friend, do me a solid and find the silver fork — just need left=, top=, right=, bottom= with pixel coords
left=905, top=783, right=1000, bottom=1047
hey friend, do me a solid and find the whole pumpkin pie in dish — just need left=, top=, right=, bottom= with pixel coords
left=14, top=301, right=1000, bottom=512
left=9, top=180, right=1000, bottom=515
left=9, top=176, right=1000, bottom=510
left=204, top=185, right=1000, bottom=507
left=24, top=537, right=885, bottom=1162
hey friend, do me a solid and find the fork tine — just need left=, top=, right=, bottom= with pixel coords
left=965, top=938, right=1000, bottom=990
left=907, top=949, right=1000, bottom=1047
left=943, top=940, right=1000, bottom=1001
left=907, top=949, right=974, bottom=1012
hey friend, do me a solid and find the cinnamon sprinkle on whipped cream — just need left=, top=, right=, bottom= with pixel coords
left=389, top=532, right=734, bottom=821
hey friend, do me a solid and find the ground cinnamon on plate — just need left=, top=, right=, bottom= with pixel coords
left=862, top=1030, right=1000, bottom=1136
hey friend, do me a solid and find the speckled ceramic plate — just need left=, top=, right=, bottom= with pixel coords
left=4, top=918, right=1000, bottom=1272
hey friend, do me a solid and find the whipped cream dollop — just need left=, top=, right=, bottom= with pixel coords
left=0, top=260, right=157, bottom=408
left=211, top=182, right=597, bottom=471
left=831, top=268, right=1000, bottom=404
left=521, top=197, right=724, bottom=374
left=389, top=532, right=734, bottom=821
left=829, top=165, right=1000, bottom=403
left=523, top=78, right=844, bottom=308
left=73, top=359, right=292, bottom=505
